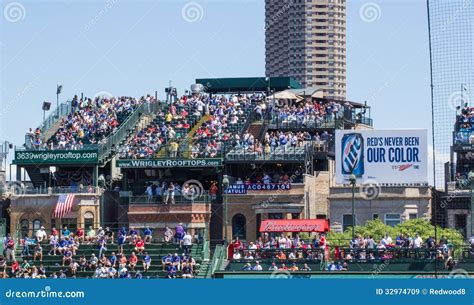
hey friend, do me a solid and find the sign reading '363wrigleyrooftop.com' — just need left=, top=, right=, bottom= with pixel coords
left=335, top=129, right=428, bottom=184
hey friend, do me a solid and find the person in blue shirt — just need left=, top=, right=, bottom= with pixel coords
left=135, top=271, right=143, bottom=279
left=62, top=226, right=71, bottom=238
left=144, top=228, right=152, bottom=244
left=172, top=253, right=181, bottom=271
left=167, top=265, right=177, bottom=279
left=129, top=228, right=138, bottom=243
left=117, top=231, right=126, bottom=254
left=142, top=252, right=151, bottom=271
left=21, top=234, right=33, bottom=257
left=162, top=254, right=172, bottom=271
left=58, top=239, right=68, bottom=252
left=109, top=252, right=117, bottom=267
left=242, top=263, right=253, bottom=271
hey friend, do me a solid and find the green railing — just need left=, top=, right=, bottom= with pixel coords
left=207, top=243, right=227, bottom=277
left=97, top=103, right=146, bottom=163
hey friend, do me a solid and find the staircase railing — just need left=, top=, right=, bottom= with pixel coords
left=97, top=103, right=147, bottom=164
left=40, top=100, right=72, bottom=134
left=207, top=243, right=225, bottom=278
left=177, top=114, right=210, bottom=158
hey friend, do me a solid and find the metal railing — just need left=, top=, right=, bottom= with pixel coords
left=40, top=100, right=72, bottom=134
left=225, top=143, right=314, bottom=161
left=267, top=117, right=338, bottom=130
left=230, top=245, right=473, bottom=261
left=11, top=186, right=102, bottom=195
left=97, top=103, right=147, bottom=163
left=129, top=193, right=211, bottom=205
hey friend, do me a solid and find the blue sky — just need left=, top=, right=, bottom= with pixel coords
left=1, top=0, right=433, bottom=178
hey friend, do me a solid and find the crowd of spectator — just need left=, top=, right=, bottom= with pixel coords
left=270, top=99, right=342, bottom=126
left=229, top=232, right=460, bottom=272
left=27, top=95, right=145, bottom=150
left=0, top=224, right=196, bottom=279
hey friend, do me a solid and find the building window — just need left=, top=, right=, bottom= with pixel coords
left=385, top=214, right=401, bottom=227
left=32, top=219, right=42, bottom=231
left=232, top=214, right=246, bottom=240
left=373, top=214, right=379, bottom=220
left=84, top=212, right=94, bottom=229
left=20, top=219, right=29, bottom=237
left=268, top=213, right=283, bottom=219
left=291, top=213, right=300, bottom=219
left=409, top=213, right=418, bottom=220
left=342, top=214, right=354, bottom=232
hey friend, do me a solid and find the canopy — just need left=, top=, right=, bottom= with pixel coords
left=259, top=219, right=330, bottom=233
left=271, top=90, right=298, bottom=100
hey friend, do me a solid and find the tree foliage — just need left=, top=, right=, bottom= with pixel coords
left=326, top=219, right=465, bottom=247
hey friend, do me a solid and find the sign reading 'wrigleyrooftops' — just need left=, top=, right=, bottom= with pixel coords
left=116, top=158, right=222, bottom=168
left=14, top=150, right=99, bottom=165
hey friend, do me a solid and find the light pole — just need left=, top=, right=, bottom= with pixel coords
left=56, top=84, right=63, bottom=110
left=222, top=175, right=230, bottom=242
left=349, top=174, right=356, bottom=238
left=469, top=171, right=474, bottom=238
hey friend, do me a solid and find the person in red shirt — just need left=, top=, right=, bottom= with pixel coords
left=209, top=182, right=218, bottom=201
left=129, top=252, right=138, bottom=271
left=134, top=237, right=145, bottom=254
left=76, top=227, right=84, bottom=244
left=11, top=260, right=19, bottom=275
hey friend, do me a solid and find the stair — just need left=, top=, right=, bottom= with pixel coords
left=247, top=122, right=267, bottom=142
left=24, top=166, right=47, bottom=188
left=41, top=117, right=66, bottom=144
left=196, top=259, right=210, bottom=278
left=13, top=241, right=206, bottom=278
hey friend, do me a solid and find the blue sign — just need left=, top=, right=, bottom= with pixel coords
left=0, top=279, right=471, bottom=305
left=225, top=183, right=291, bottom=194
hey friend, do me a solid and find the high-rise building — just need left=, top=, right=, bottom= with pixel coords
left=427, top=0, right=473, bottom=190
left=265, top=0, right=346, bottom=100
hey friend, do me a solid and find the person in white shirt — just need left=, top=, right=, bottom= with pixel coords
left=252, top=261, right=262, bottom=271
left=278, top=235, right=287, bottom=249
left=182, top=232, right=192, bottom=255
left=233, top=251, right=241, bottom=260
left=413, top=234, right=423, bottom=258
left=35, top=227, right=47, bottom=244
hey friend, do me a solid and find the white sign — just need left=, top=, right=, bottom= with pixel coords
left=335, top=129, right=428, bottom=184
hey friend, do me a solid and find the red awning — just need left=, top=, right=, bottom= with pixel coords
left=259, top=219, right=329, bottom=233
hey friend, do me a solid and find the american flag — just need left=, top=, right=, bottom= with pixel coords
left=53, top=194, right=75, bottom=219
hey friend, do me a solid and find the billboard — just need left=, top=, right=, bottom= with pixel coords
left=335, top=129, right=428, bottom=184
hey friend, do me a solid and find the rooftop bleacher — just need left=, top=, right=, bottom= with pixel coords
left=2, top=226, right=207, bottom=279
